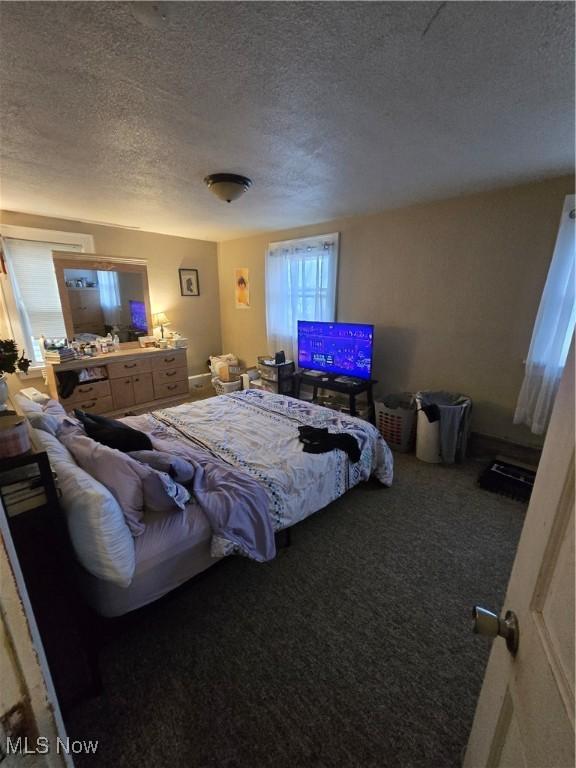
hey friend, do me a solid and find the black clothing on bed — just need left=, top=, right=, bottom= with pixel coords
left=74, top=410, right=153, bottom=452
left=298, top=425, right=361, bottom=463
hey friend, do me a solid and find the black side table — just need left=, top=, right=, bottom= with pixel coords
left=1, top=450, right=101, bottom=712
left=294, top=372, right=377, bottom=421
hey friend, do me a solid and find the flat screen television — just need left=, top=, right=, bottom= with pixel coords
left=297, top=321, right=374, bottom=380
left=129, top=300, right=147, bottom=333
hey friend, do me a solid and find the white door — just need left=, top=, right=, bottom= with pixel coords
left=464, top=343, right=575, bottom=768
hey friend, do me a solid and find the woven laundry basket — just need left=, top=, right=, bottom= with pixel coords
left=212, top=377, right=242, bottom=395
left=375, top=393, right=416, bottom=452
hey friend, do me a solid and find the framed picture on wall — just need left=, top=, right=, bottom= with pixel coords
left=235, top=267, right=250, bottom=308
left=179, top=268, right=200, bottom=297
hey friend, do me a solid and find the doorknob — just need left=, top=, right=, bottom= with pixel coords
left=472, top=606, right=519, bottom=656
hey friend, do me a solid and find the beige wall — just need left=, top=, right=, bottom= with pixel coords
left=0, top=211, right=221, bottom=377
left=218, top=176, right=574, bottom=446
left=3, top=175, right=571, bottom=445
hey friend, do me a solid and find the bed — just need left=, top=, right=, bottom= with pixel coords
left=23, top=390, right=393, bottom=616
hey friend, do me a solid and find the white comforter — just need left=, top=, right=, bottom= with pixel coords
left=136, top=390, right=393, bottom=531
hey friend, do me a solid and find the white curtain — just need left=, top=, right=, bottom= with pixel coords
left=97, top=270, right=121, bottom=326
left=514, top=195, right=575, bottom=434
left=266, top=233, right=339, bottom=361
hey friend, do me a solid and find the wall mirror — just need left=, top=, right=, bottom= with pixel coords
left=52, top=253, right=152, bottom=345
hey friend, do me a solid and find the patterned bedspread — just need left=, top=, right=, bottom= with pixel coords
left=137, top=390, right=393, bottom=531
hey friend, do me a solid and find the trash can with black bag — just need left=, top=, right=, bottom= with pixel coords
left=415, top=390, right=472, bottom=464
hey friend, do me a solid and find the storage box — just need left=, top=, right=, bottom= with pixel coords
left=219, top=363, right=244, bottom=382
left=169, top=337, right=188, bottom=349
left=256, top=359, right=295, bottom=382
left=478, top=458, right=536, bottom=502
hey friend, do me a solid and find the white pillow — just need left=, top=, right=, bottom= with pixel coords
left=27, top=411, right=81, bottom=437
left=17, top=396, right=78, bottom=436
left=32, top=428, right=135, bottom=587
left=27, top=412, right=61, bottom=435
left=14, top=393, right=44, bottom=414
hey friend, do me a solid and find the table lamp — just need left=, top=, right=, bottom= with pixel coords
left=152, top=312, right=170, bottom=339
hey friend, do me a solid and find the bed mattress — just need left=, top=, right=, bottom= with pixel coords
left=79, top=503, right=216, bottom=617
left=122, top=389, right=394, bottom=532
left=44, top=390, right=393, bottom=615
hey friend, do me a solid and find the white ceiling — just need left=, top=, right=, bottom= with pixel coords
left=0, top=1, right=574, bottom=241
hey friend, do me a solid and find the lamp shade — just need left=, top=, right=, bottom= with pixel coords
left=152, top=312, right=169, bottom=327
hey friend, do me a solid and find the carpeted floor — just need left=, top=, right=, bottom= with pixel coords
left=67, top=454, right=526, bottom=768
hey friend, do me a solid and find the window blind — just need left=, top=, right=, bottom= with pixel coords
left=3, top=238, right=82, bottom=359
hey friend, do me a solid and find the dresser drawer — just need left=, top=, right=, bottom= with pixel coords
left=151, top=350, right=187, bottom=371
left=107, top=358, right=152, bottom=379
left=110, top=377, right=135, bottom=410
left=153, top=379, right=189, bottom=399
left=133, top=372, right=154, bottom=404
left=60, top=379, right=111, bottom=406
left=73, top=395, right=114, bottom=415
left=152, top=366, right=188, bottom=387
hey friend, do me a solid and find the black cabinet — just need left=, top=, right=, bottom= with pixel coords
left=255, top=360, right=296, bottom=395
left=294, top=372, right=376, bottom=421
left=1, top=451, right=100, bottom=712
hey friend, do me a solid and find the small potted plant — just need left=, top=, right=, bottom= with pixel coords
left=0, top=339, right=31, bottom=406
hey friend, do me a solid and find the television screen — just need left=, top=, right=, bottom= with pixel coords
left=297, top=321, right=374, bottom=380
left=129, top=300, right=147, bottom=332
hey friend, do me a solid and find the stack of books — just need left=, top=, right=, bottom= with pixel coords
left=44, top=347, right=76, bottom=363
left=0, top=464, right=59, bottom=516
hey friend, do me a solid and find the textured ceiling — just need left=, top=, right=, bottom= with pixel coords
left=0, top=1, right=574, bottom=241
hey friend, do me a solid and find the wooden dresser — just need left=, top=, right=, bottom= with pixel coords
left=45, top=347, right=190, bottom=416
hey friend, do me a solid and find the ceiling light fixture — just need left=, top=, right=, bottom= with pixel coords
left=204, top=173, right=253, bottom=203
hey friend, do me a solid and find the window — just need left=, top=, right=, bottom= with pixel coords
left=97, top=270, right=122, bottom=324
left=514, top=195, right=575, bottom=434
left=0, top=227, right=94, bottom=366
left=265, top=233, right=339, bottom=362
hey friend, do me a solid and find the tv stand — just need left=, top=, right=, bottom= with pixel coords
left=294, top=371, right=376, bottom=420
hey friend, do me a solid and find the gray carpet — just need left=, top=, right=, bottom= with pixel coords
left=67, top=454, right=526, bottom=768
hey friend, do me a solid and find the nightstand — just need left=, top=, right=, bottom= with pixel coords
left=1, top=450, right=101, bottom=712
left=0, top=451, right=59, bottom=515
